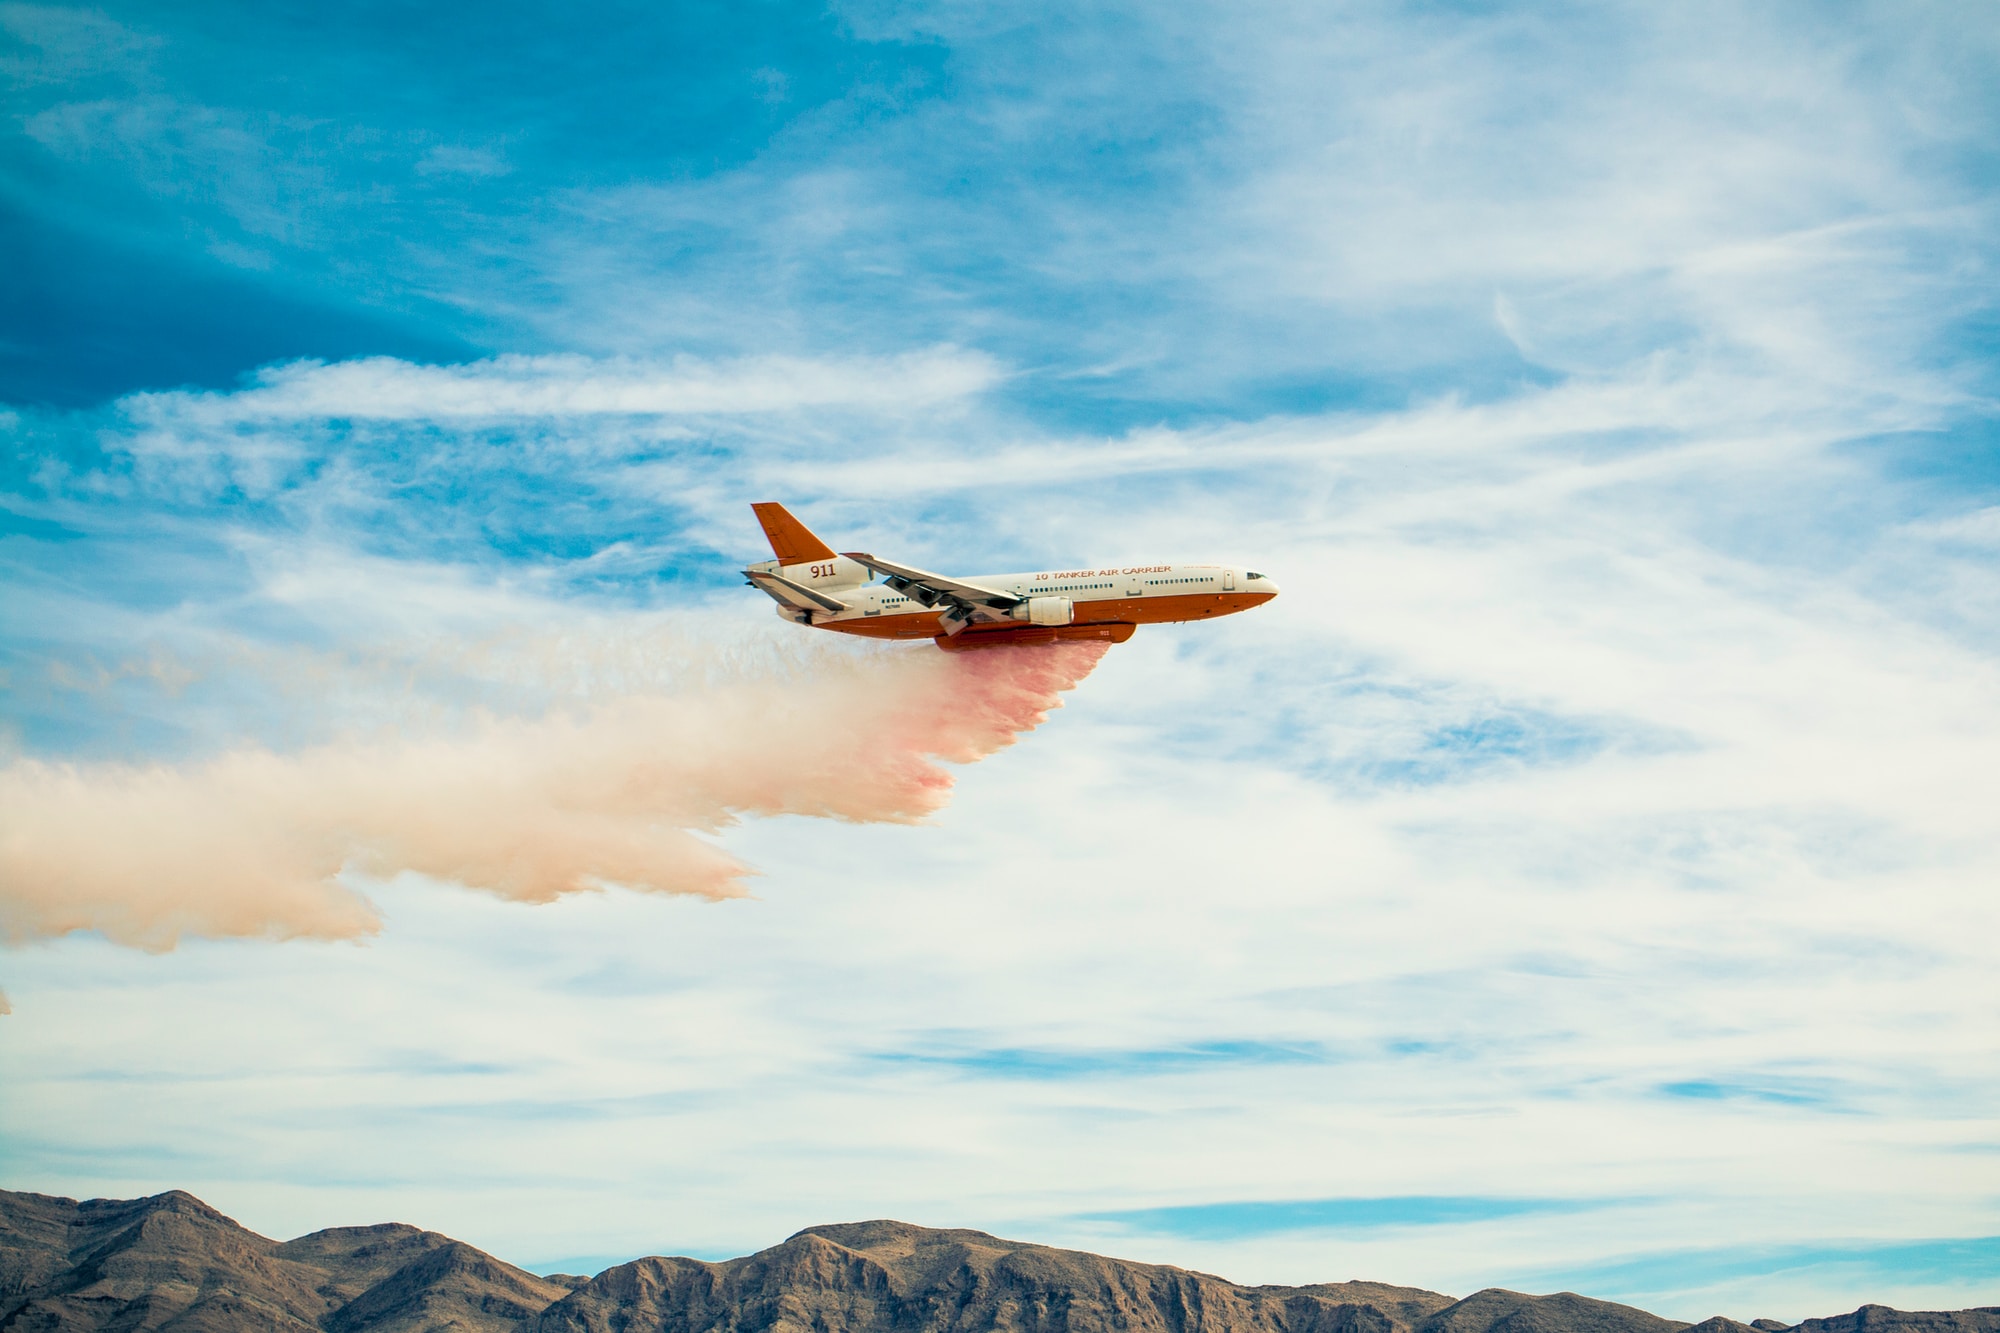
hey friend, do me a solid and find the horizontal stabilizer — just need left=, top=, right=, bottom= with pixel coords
left=745, top=569, right=848, bottom=614
left=752, top=502, right=838, bottom=564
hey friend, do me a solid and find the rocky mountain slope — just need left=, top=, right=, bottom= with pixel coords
left=2, top=1188, right=1995, bottom=1333
left=0, top=1189, right=574, bottom=1331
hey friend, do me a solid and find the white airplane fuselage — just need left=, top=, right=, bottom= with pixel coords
left=746, top=554, right=1279, bottom=650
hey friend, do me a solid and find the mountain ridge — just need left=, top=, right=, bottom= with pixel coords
left=2, top=1188, right=1994, bottom=1333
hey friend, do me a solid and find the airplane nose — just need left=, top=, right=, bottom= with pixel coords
left=1243, top=570, right=1279, bottom=597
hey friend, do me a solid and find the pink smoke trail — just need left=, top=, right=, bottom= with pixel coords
left=0, top=643, right=1107, bottom=951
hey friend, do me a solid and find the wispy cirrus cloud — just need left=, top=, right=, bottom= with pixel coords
left=121, top=348, right=1001, bottom=425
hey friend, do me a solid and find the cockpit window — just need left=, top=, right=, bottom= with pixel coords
left=1246, top=571, right=1265, bottom=579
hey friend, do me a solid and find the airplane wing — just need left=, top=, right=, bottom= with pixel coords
left=745, top=568, right=849, bottom=615
left=842, top=552, right=1023, bottom=615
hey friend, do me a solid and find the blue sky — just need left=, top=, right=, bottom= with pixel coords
left=5, top=0, right=2000, bottom=1322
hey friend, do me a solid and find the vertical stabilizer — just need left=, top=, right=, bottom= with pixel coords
left=751, top=503, right=839, bottom=564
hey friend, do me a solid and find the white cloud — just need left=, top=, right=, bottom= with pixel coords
left=0, top=2, right=156, bottom=86
left=11, top=335, right=2000, bottom=1318
left=121, top=347, right=1001, bottom=424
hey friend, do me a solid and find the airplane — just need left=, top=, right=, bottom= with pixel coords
left=742, top=502, right=1279, bottom=651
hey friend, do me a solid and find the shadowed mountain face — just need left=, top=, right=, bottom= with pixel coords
left=0, top=1189, right=570, bottom=1331
left=4, top=1190, right=1998, bottom=1333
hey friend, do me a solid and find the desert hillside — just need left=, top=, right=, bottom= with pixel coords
left=2, top=1189, right=1995, bottom=1333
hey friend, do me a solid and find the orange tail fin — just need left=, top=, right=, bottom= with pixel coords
left=751, top=502, right=838, bottom=564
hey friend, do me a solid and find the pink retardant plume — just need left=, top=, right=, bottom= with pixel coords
left=0, top=641, right=1107, bottom=951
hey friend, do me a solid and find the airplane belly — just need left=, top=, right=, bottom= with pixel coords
left=938, top=621, right=1137, bottom=651
left=810, top=594, right=1274, bottom=641
left=821, top=611, right=942, bottom=640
